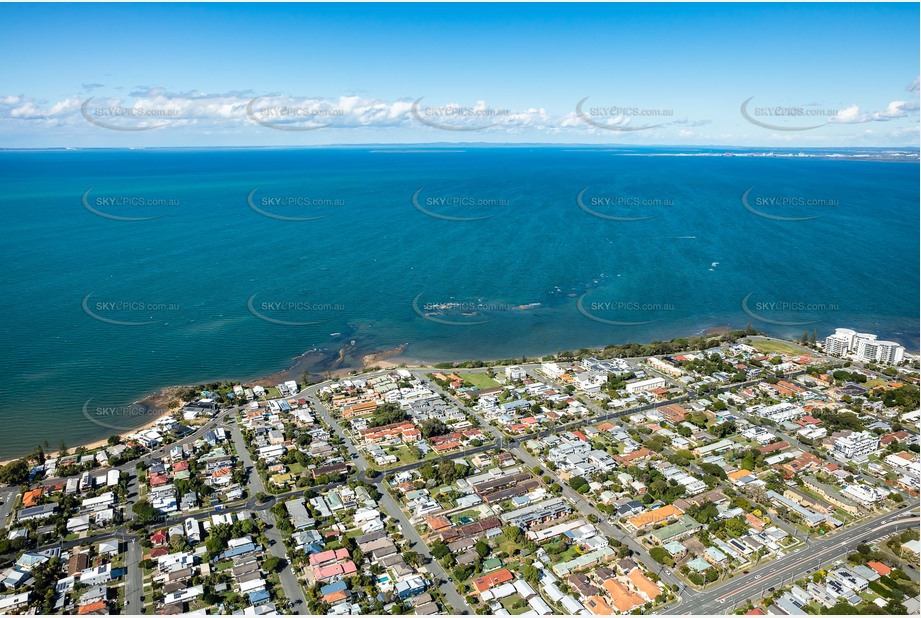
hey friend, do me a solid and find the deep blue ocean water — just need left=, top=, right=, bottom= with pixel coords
left=0, top=147, right=917, bottom=457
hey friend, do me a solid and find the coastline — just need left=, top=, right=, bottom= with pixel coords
left=0, top=342, right=413, bottom=465
left=0, top=322, right=895, bottom=466
left=0, top=324, right=756, bottom=464
left=0, top=387, right=186, bottom=467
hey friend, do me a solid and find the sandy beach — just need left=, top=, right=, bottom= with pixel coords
left=0, top=387, right=184, bottom=467
left=0, top=342, right=413, bottom=466
left=0, top=325, right=747, bottom=466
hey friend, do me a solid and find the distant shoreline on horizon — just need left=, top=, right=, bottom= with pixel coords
left=1, top=144, right=918, bottom=163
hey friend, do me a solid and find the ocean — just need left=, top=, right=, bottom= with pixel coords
left=0, top=146, right=917, bottom=458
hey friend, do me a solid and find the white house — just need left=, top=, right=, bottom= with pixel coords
left=626, top=377, right=666, bottom=394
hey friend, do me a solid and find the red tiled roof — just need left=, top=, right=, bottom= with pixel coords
left=868, top=561, right=892, bottom=576
left=324, top=590, right=348, bottom=603
left=78, top=601, right=107, bottom=615
left=22, top=488, right=43, bottom=508
left=472, top=568, right=513, bottom=593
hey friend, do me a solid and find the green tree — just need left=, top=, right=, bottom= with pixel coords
left=366, top=402, right=408, bottom=428
left=699, top=463, right=727, bottom=480
left=568, top=476, right=590, bottom=493
left=420, top=419, right=450, bottom=439
left=502, top=526, right=524, bottom=544
left=430, top=541, right=451, bottom=560
left=132, top=500, right=162, bottom=524
left=711, top=421, right=736, bottom=438
left=649, top=546, right=673, bottom=566
left=0, top=459, right=29, bottom=486
left=521, top=564, right=540, bottom=584
left=261, top=555, right=282, bottom=573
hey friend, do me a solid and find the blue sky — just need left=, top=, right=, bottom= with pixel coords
left=1, top=3, right=918, bottom=147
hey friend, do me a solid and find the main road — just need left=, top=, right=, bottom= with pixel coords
left=664, top=505, right=920, bottom=614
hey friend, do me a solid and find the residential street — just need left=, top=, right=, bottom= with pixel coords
left=229, top=420, right=308, bottom=610
left=303, top=386, right=473, bottom=615
left=124, top=534, right=143, bottom=612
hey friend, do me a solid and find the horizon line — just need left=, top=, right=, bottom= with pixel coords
left=2, top=143, right=919, bottom=151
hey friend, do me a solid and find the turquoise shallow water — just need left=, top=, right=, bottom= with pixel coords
left=0, top=147, right=917, bottom=457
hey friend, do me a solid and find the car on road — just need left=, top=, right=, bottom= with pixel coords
left=742, top=570, right=749, bottom=575
left=768, top=587, right=775, bottom=592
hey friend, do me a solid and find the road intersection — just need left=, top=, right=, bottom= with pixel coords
left=5, top=354, right=915, bottom=615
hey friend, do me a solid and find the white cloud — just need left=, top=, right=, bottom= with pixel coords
left=830, top=100, right=920, bottom=124
left=830, top=105, right=865, bottom=124
left=0, top=89, right=714, bottom=136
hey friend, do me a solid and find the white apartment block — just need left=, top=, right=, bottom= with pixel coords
left=753, top=402, right=805, bottom=423
left=825, top=328, right=905, bottom=365
left=625, top=376, right=666, bottom=394
left=833, top=431, right=879, bottom=461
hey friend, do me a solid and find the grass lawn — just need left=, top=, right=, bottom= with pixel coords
left=494, top=537, right=536, bottom=562
left=749, top=339, right=804, bottom=356
left=450, top=509, right=482, bottom=524
left=463, top=373, right=501, bottom=390
left=215, top=560, right=234, bottom=571
left=378, top=445, right=423, bottom=468
left=803, top=602, right=822, bottom=614
left=495, top=537, right=516, bottom=556
left=833, top=507, right=853, bottom=522
left=561, top=544, right=584, bottom=562
left=344, top=528, right=364, bottom=541
left=499, top=594, right=531, bottom=614
left=287, top=462, right=305, bottom=475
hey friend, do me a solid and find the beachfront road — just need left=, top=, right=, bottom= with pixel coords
left=0, top=487, right=17, bottom=531
left=664, top=505, right=920, bottom=614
